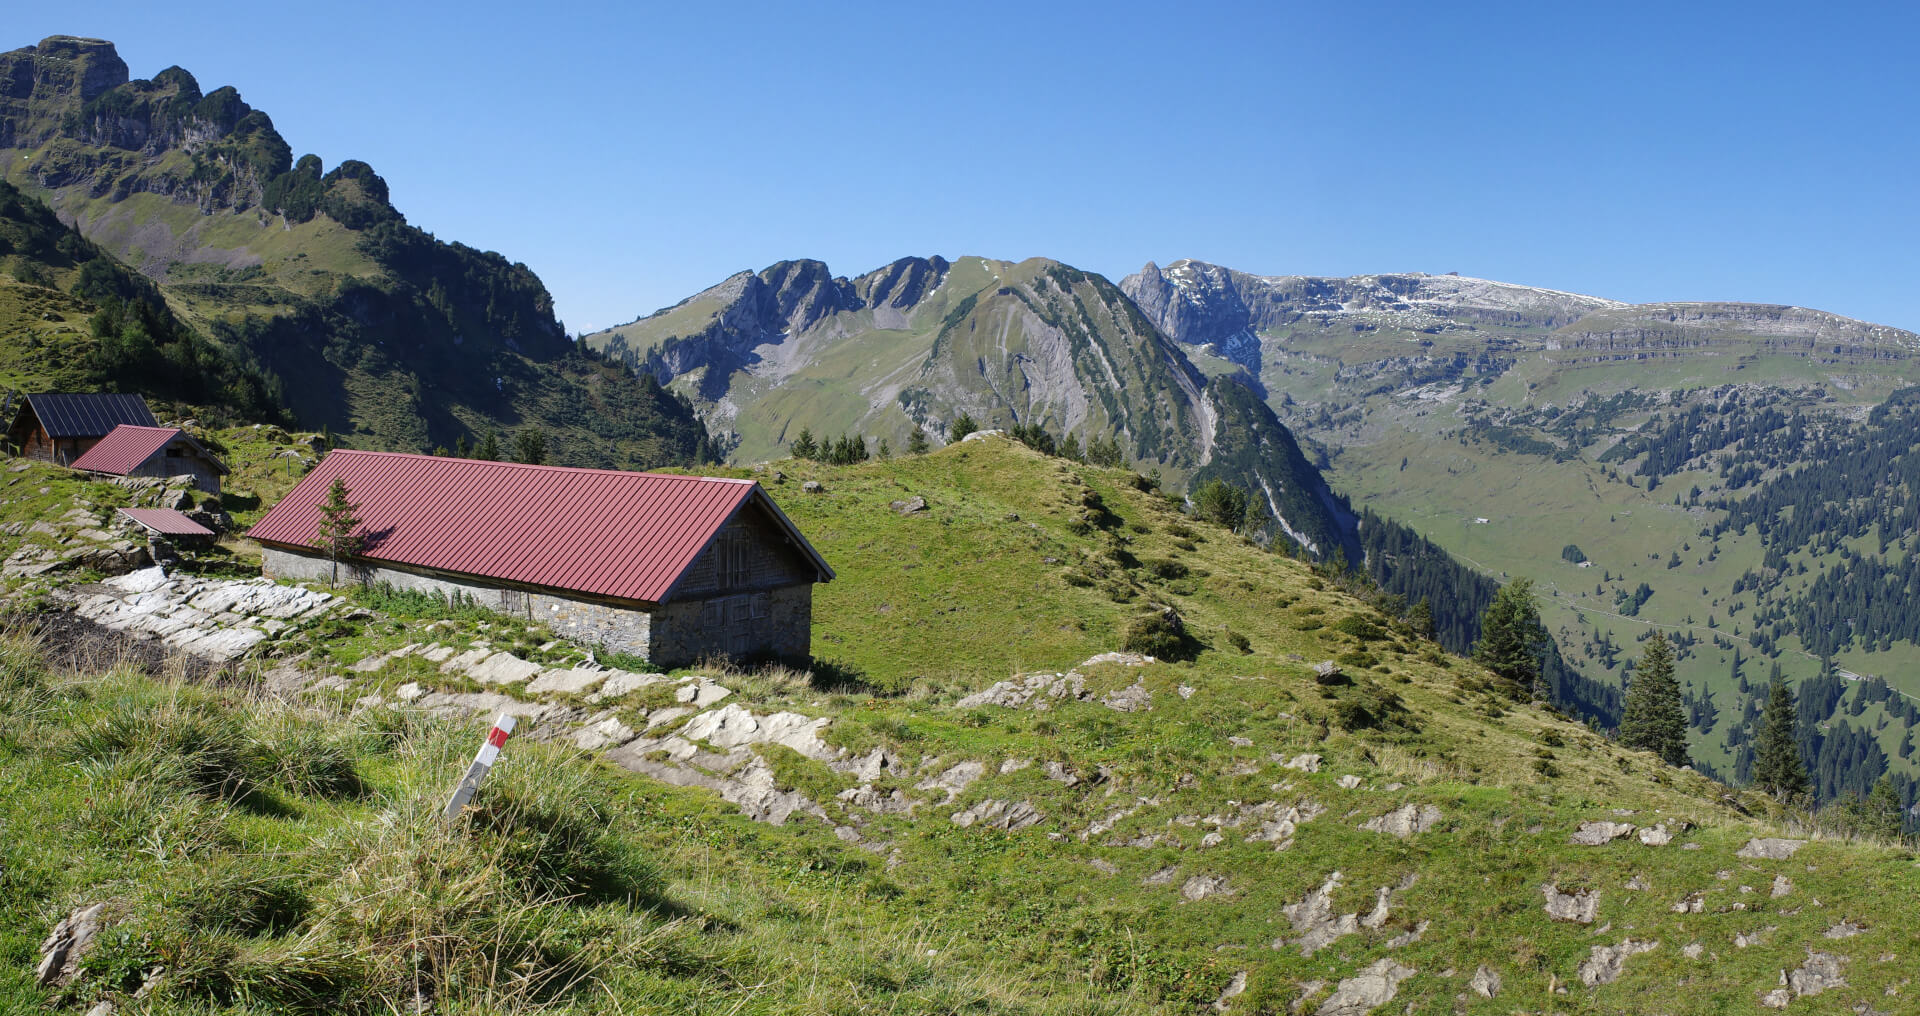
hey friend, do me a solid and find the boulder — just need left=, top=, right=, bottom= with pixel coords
left=1469, top=965, right=1501, bottom=998
left=889, top=495, right=929, bottom=515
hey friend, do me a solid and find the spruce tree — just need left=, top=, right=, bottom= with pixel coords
left=1407, top=598, right=1435, bottom=641
left=1754, top=678, right=1811, bottom=801
left=790, top=428, right=817, bottom=460
left=514, top=428, right=548, bottom=465
left=949, top=412, right=978, bottom=444
left=906, top=426, right=929, bottom=455
left=477, top=431, right=502, bottom=461
left=1619, top=632, right=1689, bottom=766
left=1472, top=578, right=1543, bottom=694
left=315, top=477, right=365, bottom=588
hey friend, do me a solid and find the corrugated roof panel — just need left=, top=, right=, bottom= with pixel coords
left=118, top=508, right=215, bottom=537
left=246, top=451, right=829, bottom=604
left=70, top=425, right=181, bottom=475
left=26, top=394, right=158, bottom=438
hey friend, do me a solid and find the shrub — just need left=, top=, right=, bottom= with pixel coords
left=1146, top=558, right=1189, bottom=581
left=1121, top=607, right=1188, bottom=660
left=1332, top=614, right=1388, bottom=641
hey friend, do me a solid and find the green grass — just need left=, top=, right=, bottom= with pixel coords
left=5, top=438, right=1920, bottom=1013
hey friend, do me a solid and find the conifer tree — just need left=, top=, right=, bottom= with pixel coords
left=1407, top=598, right=1435, bottom=641
left=315, top=477, right=364, bottom=588
left=477, top=431, right=501, bottom=461
left=1754, top=677, right=1811, bottom=801
left=514, top=428, right=548, bottom=465
left=1865, top=775, right=1904, bottom=841
left=1472, top=578, right=1543, bottom=694
left=949, top=412, right=978, bottom=444
left=906, top=426, right=929, bottom=455
left=790, top=428, right=817, bottom=460
left=1619, top=632, right=1689, bottom=766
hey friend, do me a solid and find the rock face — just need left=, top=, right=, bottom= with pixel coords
left=1315, top=959, right=1414, bottom=1016
left=1577, top=939, right=1658, bottom=986
left=585, top=255, right=1362, bottom=561
left=65, top=568, right=337, bottom=661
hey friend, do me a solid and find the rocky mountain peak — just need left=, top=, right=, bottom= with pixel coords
left=19, top=36, right=129, bottom=101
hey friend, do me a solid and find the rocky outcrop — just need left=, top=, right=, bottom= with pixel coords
left=1315, top=960, right=1414, bottom=1016
left=1737, top=838, right=1807, bottom=860
left=1578, top=939, right=1657, bottom=986
left=1359, top=803, right=1443, bottom=837
left=1570, top=820, right=1637, bottom=845
left=1543, top=885, right=1599, bottom=923
left=36, top=902, right=107, bottom=987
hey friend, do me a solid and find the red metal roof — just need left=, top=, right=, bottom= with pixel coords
left=247, top=450, right=831, bottom=604
left=118, top=508, right=215, bottom=537
left=71, top=425, right=183, bottom=475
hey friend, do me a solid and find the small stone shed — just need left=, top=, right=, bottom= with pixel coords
left=6, top=393, right=158, bottom=464
left=248, top=451, right=834, bottom=667
left=72, top=425, right=227, bottom=493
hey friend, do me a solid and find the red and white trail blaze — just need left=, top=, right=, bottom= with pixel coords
left=443, top=713, right=516, bottom=820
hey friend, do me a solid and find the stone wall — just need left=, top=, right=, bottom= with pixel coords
left=261, top=546, right=653, bottom=657
left=260, top=547, right=814, bottom=666
left=650, top=584, right=812, bottom=668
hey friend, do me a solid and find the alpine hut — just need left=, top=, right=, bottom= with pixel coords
left=72, top=425, right=228, bottom=492
left=6, top=393, right=158, bottom=464
left=248, top=451, right=834, bottom=668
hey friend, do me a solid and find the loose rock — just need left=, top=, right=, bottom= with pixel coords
left=1570, top=820, right=1637, bottom=845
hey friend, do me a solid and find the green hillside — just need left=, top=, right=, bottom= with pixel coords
left=3, top=438, right=1914, bottom=1014
left=1122, top=259, right=1920, bottom=812
left=0, top=36, right=713, bottom=469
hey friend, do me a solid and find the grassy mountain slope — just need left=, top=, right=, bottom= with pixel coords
left=1122, top=258, right=1920, bottom=801
left=586, top=256, right=1359, bottom=559
left=0, top=36, right=712, bottom=468
left=4, top=437, right=1916, bottom=1014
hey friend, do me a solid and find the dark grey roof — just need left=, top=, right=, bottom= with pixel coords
left=20, top=393, right=158, bottom=438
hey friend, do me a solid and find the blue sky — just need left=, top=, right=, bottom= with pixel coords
left=17, top=2, right=1920, bottom=332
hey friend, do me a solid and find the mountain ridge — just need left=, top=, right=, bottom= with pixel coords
left=586, top=254, right=1361, bottom=562
left=0, top=35, right=713, bottom=468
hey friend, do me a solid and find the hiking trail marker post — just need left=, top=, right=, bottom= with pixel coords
left=444, top=713, right=515, bottom=821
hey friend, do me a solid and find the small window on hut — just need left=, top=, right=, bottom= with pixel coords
left=721, top=531, right=751, bottom=587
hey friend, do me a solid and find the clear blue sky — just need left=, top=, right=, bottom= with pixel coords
left=17, top=2, right=1920, bottom=333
